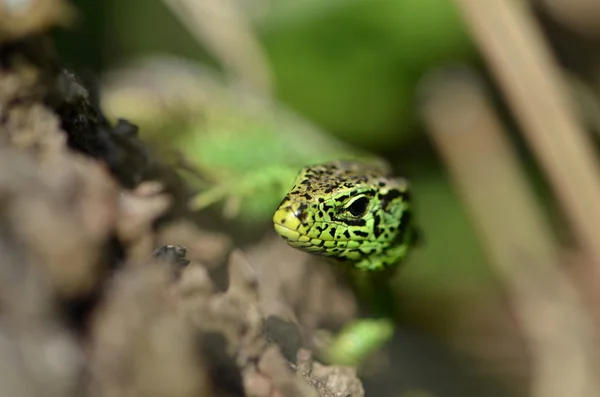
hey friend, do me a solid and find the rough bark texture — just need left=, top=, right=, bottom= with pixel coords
left=0, top=1, right=366, bottom=396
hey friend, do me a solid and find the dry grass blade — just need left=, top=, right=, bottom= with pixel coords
left=161, top=0, right=273, bottom=94
left=451, top=0, right=600, bottom=279
left=419, top=67, right=600, bottom=397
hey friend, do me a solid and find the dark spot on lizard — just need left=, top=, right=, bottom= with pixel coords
left=335, top=195, right=349, bottom=203
left=373, top=214, right=383, bottom=238
left=342, top=219, right=366, bottom=227
left=353, top=230, right=369, bottom=238
left=380, top=189, right=402, bottom=210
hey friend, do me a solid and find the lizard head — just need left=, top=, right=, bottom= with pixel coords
left=273, top=160, right=416, bottom=271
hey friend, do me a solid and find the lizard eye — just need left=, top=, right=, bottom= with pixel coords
left=346, top=196, right=369, bottom=217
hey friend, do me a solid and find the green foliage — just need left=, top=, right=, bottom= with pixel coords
left=261, top=0, right=474, bottom=149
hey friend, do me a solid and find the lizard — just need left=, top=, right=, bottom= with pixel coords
left=101, top=57, right=421, bottom=366
left=273, top=159, right=420, bottom=366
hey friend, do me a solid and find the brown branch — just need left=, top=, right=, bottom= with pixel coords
left=453, top=0, right=600, bottom=294
left=419, top=67, right=600, bottom=397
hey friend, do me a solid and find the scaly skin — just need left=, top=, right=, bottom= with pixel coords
left=273, top=160, right=415, bottom=271
left=272, top=160, right=419, bottom=365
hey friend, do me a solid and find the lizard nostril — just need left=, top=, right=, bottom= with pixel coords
left=297, top=211, right=308, bottom=223
left=294, top=202, right=309, bottom=223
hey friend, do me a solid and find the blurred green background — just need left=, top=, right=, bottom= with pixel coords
left=50, top=0, right=518, bottom=339
left=55, top=0, right=473, bottom=148
left=52, top=1, right=568, bottom=395
left=53, top=0, right=492, bottom=300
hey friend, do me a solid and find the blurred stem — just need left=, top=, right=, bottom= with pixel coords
left=161, top=0, right=273, bottom=94
left=419, top=66, right=600, bottom=397
left=567, top=73, right=600, bottom=138
left=451, top=0, right=600, bottom=280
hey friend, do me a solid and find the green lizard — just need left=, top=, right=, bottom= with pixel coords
left=273, top=160, right=419, bottom=366
left=273, top=160, right=414, bottom=272
left=101, top=56, right=419, bottom=367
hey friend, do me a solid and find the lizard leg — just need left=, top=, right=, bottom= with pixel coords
left=322, top=269, right=399, bottom=366
left=188, top=165, right=298, bottom=219
left=323, top=318, right=395, bottom=367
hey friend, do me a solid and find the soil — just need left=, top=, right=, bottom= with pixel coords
left=0, top=5, right=366, bottom=397
left=0, top=3, right=528, bottom=397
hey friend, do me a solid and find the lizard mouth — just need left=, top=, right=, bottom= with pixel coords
left=273, top=210, right=328, bottom=252
left=272, top=206, right=306, bottom=242
left=273, top=222, right=302, bottom=243
left=273, top=206, right=366, bottom=256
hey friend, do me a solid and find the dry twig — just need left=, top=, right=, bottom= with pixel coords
left=420, top=67, right=600, bottom=397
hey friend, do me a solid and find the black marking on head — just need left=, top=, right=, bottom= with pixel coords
left=278, top=196, right=290, bottom=206
left=343, top=230, right=351, bottom=239
left=318, top=197, right=325, bottom=203
left=318, top=210, right=324, bottom=218
left=373, top=214, right=382, bottom=238
left=316, top=224, right=329, bottom=234
left=353, top=230, right=369, bottom=238
left=396, top=208, right=412, bottom=244
left=342, top=218, right=367, bottom=227
left=380, top=189, right=402, bottom=210
left=362, top=190, right=377, bottom=198
left=302, top=193, right=312, bottom=200
left=296, top=203, right=309, bottom=222
left=335, top=195, right=349, bottom=203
